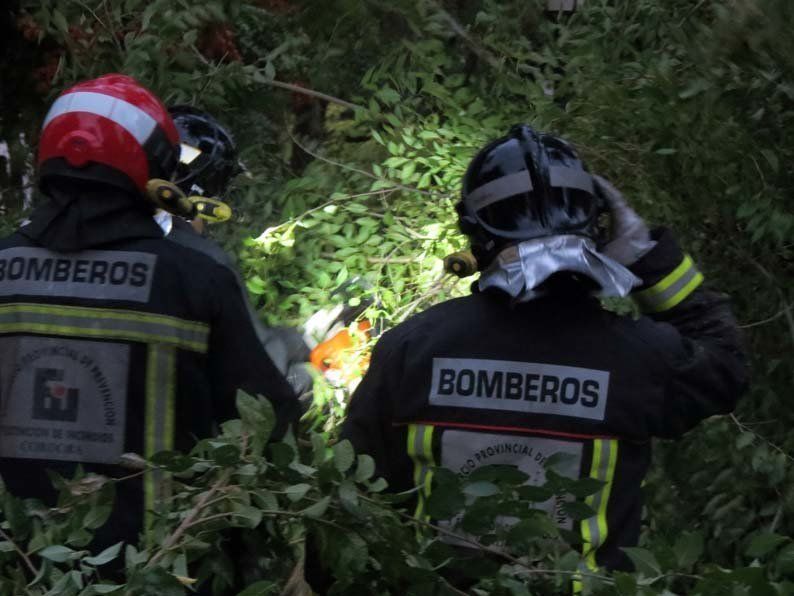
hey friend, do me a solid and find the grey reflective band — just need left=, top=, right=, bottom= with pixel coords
left=43, top=91, right=157, bottom=145
left=0, top=303, right=209, bottom=353
left=144, top=345, right=177, bottom=542
left=548, top=166, right=594, bottom=193
left=581, top=438, right=618, bottom=571
left=633, top=255, right=704, bottom=313
left=466, top=170, right=533, bottom=212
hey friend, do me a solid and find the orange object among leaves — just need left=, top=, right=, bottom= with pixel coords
left=310, top=321, right=372, bottom=376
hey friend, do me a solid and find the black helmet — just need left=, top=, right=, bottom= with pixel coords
left=169, top=105, right=239, bottom=198
left=457, top=124, right=605, bottom=267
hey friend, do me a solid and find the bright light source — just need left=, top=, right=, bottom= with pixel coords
left=179, top=143, right=202, bottom=165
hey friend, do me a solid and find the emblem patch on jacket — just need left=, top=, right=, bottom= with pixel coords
left=0, top=336, right=129, bottom=464
left=439, top=429, right=583, bottom=543
left=0, top=247, right=157, bottom=302
left=429, top=357, right=609, bottom=421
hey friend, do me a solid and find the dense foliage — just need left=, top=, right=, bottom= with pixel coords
left=0, top=0, right=792, bottom=594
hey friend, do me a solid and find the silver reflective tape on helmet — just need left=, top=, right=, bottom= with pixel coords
left=466, top=170, right=534, bottom=212
left=43, top=91, right=157, bottom=145
left=549, top=166, right=594, bottom=193
left=478, top=235, right=640, bottom=302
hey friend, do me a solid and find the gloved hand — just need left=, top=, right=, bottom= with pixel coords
left=594, top=175, right=656, bottom=266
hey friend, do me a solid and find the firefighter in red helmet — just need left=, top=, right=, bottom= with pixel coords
left=0, top=75, right=298, bottom=556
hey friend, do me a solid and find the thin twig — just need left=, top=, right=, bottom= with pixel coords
left=739, top=305, right=791, bottom=329
left=0, top=526, right=37, bottom=577
left=265, top=79, right=363, bottom=111
left=731, top=413, right=794, bottom=464
left=426, top=0, right=501, bottom=69
left=357, top=494, right=609, bottom=582
left=147, top=468, right=232, bottom=567
left=287, top=128, right=448, bottom=199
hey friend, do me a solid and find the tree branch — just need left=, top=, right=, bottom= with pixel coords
left=265, top=79, right=363, bottom=111
left=0, top=526, right=37, bottom=577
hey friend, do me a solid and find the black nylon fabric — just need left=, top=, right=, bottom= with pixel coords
left=0, top=191, right=298, bottom=557
left=20, top=180, right=162, bottom=252
left=337, top=230, right=747, bottom=574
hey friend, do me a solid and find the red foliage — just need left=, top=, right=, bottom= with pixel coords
left=33, top=52, right=62, bottom=94
left=198, top=23, right=242, bottom=63
left=16, top=13, right=41, bottom=42
left=289, top=79, right=315, bottom=111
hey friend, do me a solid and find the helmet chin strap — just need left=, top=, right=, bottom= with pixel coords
left=477, top=235, right=641, bottom=303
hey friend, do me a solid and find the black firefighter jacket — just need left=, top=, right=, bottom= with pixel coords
left=0, top=189, right=299, bottom=550
left=341, top=228, right=748, bottom=572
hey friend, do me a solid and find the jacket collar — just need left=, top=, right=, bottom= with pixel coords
left=20, top=184, right=163, bottom=252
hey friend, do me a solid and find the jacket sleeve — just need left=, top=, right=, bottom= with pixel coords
left=340, top=334, right=398, bottom=483
left=630, top=228, right=749, bottom=438
left=207, top=265, right=299, bottom=440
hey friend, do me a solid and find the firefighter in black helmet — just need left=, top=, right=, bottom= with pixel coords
left=336, top=125, right=748, bottom=582
left=158, top=105, right=313, bottom=399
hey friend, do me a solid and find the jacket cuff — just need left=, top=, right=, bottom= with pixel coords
left=629, top=227, right=704, bottom=313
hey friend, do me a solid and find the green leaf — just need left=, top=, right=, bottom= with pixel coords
left=613, top=572, right=637, bottom=595
left=355, top=454, right=376, bottom=482
left=39, top=544, right=76, bottom=563
left=462, top=481, right=499, bottom=498
left=332, top=440, right=355, bottom=473
left=746, top=532, right=789, bottom=558
left=760, top=149, right=779, bottom=173
left=141, top=4, right=157, bottom=30
left=565, top=476, right=605, bottom=498
left=232, top=503, right=263, bottom=528
left=339, top=480, right=360, bottom=512
left=83, top=542, right=123, bottom=566
left=426, top=483, right=465, bottom=520
left=302, top=496, right=331, bottom=518
left=236, top=581, right=274, bottom=596
left=468, top=465, right=528, bottom=485
left=369, top=478, right=388, bottom=492
left=621, top=547, right=661, bottom=576
left=675, top=531, right=704, bottom=568
left=561, top=500, right=595, bottom=521
left=91, top=586, right=124, bottom=594
left=776, top=543, right=794, bottom=575
left=51, top=9, right=68, bottom=33
left=543, top=452, right=578, bottom=472
left=285, top=483, right=311, bottom=502
left=236, top=391, right=275, bottom=444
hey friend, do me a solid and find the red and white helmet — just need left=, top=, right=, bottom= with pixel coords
left=37, top=74, right=180, bottom=194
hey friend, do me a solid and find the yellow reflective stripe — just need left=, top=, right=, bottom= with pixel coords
left=0, top=322, right=206, bottom=352
left=164, top=348, right=176, bottom=451
left=0, top=303, right=207, bottom=333
left=641, top=255, right=693, bottom=295
left=581, top=441, right=601, bottom=569
left=581, top=439, right=619, bottom=571
left=144, top=347, right=159, bottom=543
left=655, top=271, right=704, bottom=312
left=598, top=440, right=618, bottom=543
left=0, top=303, right=208, bottom=352
left=143, top=345, right=177, bottom=545
left=634, top=255, right=703, bottom=313
left=407, top=424, right=435, bottom=522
